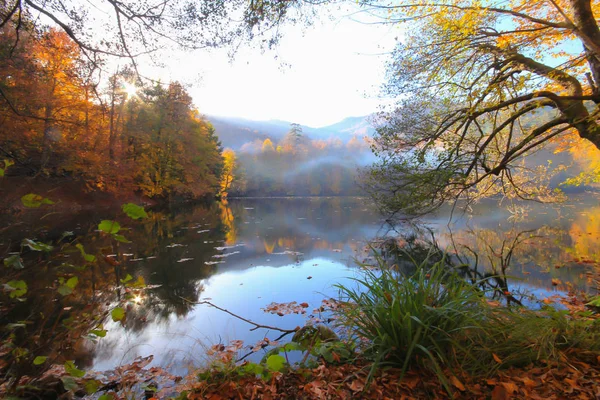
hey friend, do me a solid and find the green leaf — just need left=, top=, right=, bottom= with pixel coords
left=84, top=379, right=101, bottom=394
left=98, top=394, right=114, bottom=400
left=241, top=362, right=264, bottom=376
left=22, top=239, right=53, bottom=252
left=21, top=193, right=54, bottom=208
left=4, top=254, right=24, bottom=269
left=111, top=307, right=125, bottom=322
left=64, top=360, right=85, bottom=378
left=265, top=354, right=286, bottom=372
left=33, top=356, right=48, bottom=365
left=76, top=244, right=96, bottom=263
left=6, top=280, right=27, bottom=298
left=112, top=233, right=131, bottom=243
left=98, top=220, right=120, bottom=234
left=66, top=276, right=78, bottom=289
left=57, top=285, right=73, bottom=296
left=122, top=203, right=148, bottom=220
left=281, top=342, right=304, bottom=352
left=61, top=376, right=79, bottom=392
left=120, top=274, right=133, bottom=284
left=90, top=328, right=107, bottom=338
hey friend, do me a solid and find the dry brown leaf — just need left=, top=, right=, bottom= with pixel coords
left=500, top=381, right=519, bottom=394
left=347, top=379, right=364, bottom=392
left=450, top=375, right=465, bottom=391
left=491, top=385, right=509, bottom=400
left=493, top=353, right=503, bottom=363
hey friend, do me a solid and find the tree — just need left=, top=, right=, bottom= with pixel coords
left=220, top=148, right=237, bottom=197
left=0, top=1, right=310, bottom=71
left=362, top=0, right=600, bottom=216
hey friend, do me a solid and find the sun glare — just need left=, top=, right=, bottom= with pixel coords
left=122, top=82, right=138, bottom=98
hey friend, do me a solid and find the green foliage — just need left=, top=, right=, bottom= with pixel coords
left=122, top=203, right=148, bottom=220
left=98, top=220, right=121, bottom=234
left=89, top=326, right=107, bottom=338
left=76, top=243, right=96, bottom=263
left=33, top=356, right=47, bottom=365
left=0, top=159, right=14, bottom=176
left=64, top=360, right=85, bottom=378
left=22, top=239, right=53, bottom=252
left=265, top=354, right=286, bottom=372
left=587, top=296, right=600, bottom=308
left=4, top=254, right=24, bottom=269
left=5, top=280, right=28, bottom=298
left=84, top=379, right=101, bottom=395
left=20, top=193, right=54, bottom=208
left=57, top=276, right=78, bottom=296
left=111, top=307, right=126, bottom=322
left=336, top=259, right=487, bottom=390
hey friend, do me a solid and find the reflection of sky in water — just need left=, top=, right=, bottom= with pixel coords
left=89, top=195, right=600, bottom=373
left=92, top=259, right=357, bottom=375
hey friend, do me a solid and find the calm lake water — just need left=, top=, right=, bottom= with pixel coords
left=3, top=195, right=600, bottom=376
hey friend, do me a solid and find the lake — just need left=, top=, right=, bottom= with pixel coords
left=3, top=195, right=599, bottom=376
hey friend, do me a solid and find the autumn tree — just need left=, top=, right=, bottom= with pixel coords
left=361, top=0, right=600, bottom=216
left=220, top=148, right=237, bottom=197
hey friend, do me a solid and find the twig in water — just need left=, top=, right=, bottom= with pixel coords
left=179, top=297, right=298, bottom=334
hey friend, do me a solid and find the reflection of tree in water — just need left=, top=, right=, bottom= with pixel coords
left=117, top=202, right=229, bottom=330
left=371, top=218, right=597, bottom=306
left=225, top=197, right=377, bottom=256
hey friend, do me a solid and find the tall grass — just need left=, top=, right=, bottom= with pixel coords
left=335, top=255, right=489, bottom=391
left=335, top=253, right=600, bottom=392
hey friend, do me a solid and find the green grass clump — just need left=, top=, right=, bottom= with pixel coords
left=335, top=256, right=488, bottom=390
left=336, top=254, right=600, bottom=392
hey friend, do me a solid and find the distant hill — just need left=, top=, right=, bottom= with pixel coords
left=206, top=115, right=375, bottom=150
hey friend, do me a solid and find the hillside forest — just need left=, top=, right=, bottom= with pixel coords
left=0, top=24, right=373, bottom=205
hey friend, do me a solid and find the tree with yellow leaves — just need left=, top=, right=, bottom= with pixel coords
left=362, top=0, right=600, bottom=216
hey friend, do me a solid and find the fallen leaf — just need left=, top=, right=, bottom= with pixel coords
left=450, top=375, right=465, bottom=391
left=500, top=381, right=518, bottom=394
left=348, top=379, right=364, bottom=392
left=493, top=353, right=503, bottom=363
left=492, top=385, right=509, bottom=400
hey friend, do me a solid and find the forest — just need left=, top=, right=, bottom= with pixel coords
left=1, top=27, right=224, bottom=204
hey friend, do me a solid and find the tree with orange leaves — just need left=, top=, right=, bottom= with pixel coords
left=363, top=0, right=600, bottom=216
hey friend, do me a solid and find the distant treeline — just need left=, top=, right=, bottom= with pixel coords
left=1, top=25, right=223, bottom=201
left=220, top=124, right=372, bottom=197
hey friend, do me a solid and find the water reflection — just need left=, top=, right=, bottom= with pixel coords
left=2, top=195, right=599, bottom=378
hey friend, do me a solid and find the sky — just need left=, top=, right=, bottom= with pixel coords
left=152, top=5, right=399, bottom=128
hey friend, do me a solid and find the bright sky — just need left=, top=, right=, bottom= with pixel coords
left=154, top=6, right=399, bottom=128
